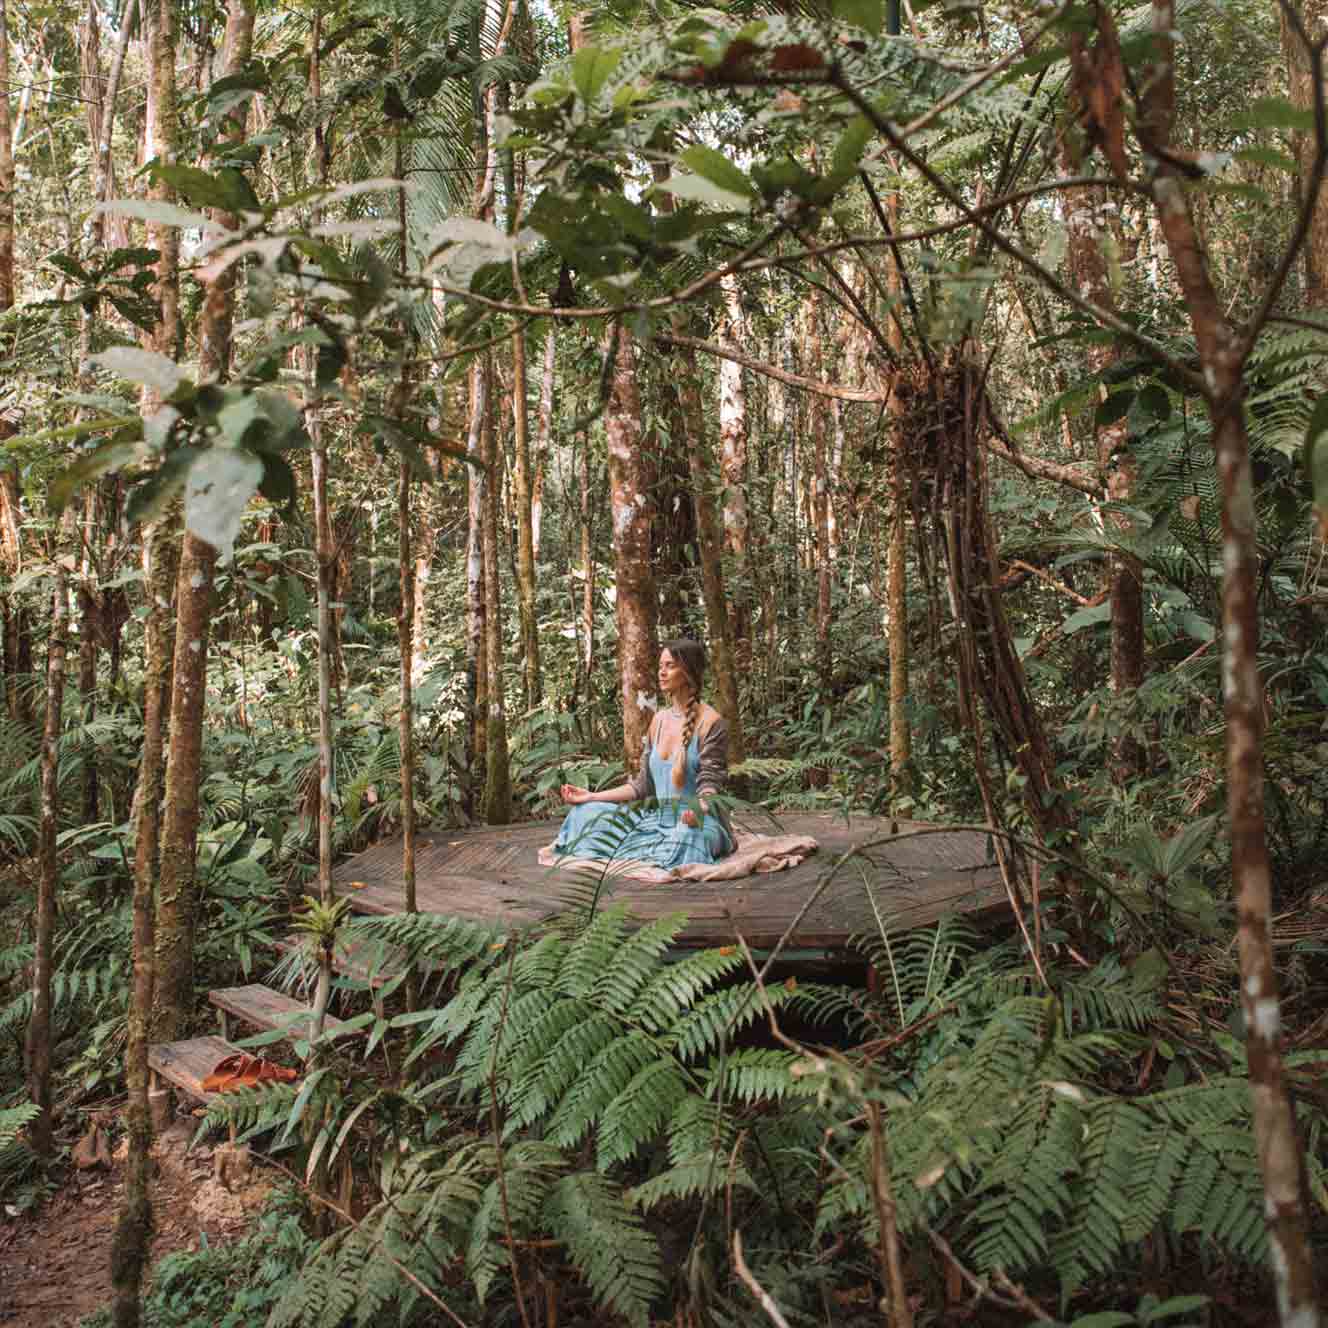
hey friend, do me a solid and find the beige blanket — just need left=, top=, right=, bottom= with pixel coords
left=537, top=830, right=818, bottom=884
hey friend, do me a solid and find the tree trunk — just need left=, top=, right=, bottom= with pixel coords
left=465, top=358, right=488, bottom=808
left=111, top=517, right=174, bottom=1328
left=806, top=297, right=833, bottom=695
left=1145, top=5, right=1321, bottom=1320
left=605, top=327, right=659, bottom=774
left=26, top=567, right=68, bottom=1157
left=532, top=326, right=556, bottom=561
left=399, top=457, right=417, bottom=909
left=883, top=194, right=911, bottom=788
left=197, top=0, right=254, bottom=381
left=152, top=0, right=249, bottom=1044
left=1059, top=173, right=1142, bottom=781
left=675, top=341, right=744, bottom=762
left=0, top=0, right=26, bottom=735
left=511, top=326, right=541, bottom=708
left=1282, top=0, right=1328, bottom=307
left=717, top=274, right=750, bottom=668
left=152, top=532, right=216, bottom=1041
left=481, top=356, right=511, bottom=824
left=577, top=417, right=595, bottom=704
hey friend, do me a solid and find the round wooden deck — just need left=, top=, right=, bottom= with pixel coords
left=331, top=814, right=1008, bottom=952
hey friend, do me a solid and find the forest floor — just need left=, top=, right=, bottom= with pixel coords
left=0, top=1116, right=269, bottom=1327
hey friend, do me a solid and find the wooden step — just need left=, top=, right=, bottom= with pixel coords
left=209, top=984, right=361, bottom=1043
left=148, top=1034, right=241, bottom=1103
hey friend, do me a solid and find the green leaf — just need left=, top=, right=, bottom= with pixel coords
left=185, top=448, right=265, bottom=563
left=47, top=252, right=93, bottom=282
left=1160, top=814, right=1218, bottom=878
left=49, top=440, right=144, bottom=514
left=571, top=46, right=621, bottom=104
left=827, top=116, right=874, bottom=187
left=125, top=447, right=202, bottom=525
left=660, top=174, right=751, bottom=213
left=833, top=0, right=884, bottom=35
left=99, top=198, right=214, bottom=229
left=1233, top=146, right=1297, bottom=173
left=677, top=145, right=758, bottom=201
left=1070, top=1315, right=1136, bottom=1328
left=1173, top=610, right=1214, bottom=643
left=1061, top=602, right=1111, bottom=635
left=90, top=346, right=183, bottom=395
left=1231, top=96, right=1315, bottom=133
left=153, top=164, right=254, bottom=213
left=1132, top=382, right=1171, bottom=424
left=1140, top=1294, right=1210, bottom=1325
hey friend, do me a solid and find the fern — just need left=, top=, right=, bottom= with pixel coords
left=542, top=1172, right=664, bottom=1328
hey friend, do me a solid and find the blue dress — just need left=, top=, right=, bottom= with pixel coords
left=552, top=732, right=734, bottom=870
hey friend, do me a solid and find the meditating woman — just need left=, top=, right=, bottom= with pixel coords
left=551, top=638, right=735, bottom=869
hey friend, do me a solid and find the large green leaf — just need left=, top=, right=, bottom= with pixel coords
left=677, top=145, right=758, bottom=202
left=571, top=46, right=621, bottom=104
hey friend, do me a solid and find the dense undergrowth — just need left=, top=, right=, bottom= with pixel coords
left=4, top=328, right=1328, bottom=1322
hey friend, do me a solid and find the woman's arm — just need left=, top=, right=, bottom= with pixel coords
left=563, top=723, right=656, bottom=806
left=560, top=780, right=636, bottom=805
left=682, top=716, right=729, bottom=826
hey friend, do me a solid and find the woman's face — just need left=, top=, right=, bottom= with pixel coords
left=658, top=650, right=689, bottom=697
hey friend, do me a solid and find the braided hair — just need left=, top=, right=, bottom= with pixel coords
left=662, top=639, right=706, bottom=792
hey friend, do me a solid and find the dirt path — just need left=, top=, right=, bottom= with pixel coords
left=0, top=1120, right=267, bottom=1327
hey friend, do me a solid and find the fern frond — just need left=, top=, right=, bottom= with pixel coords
left=542, top=1172, right=664, bottom=1328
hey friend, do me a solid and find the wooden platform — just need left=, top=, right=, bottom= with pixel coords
left=209, top=985, right=361, bottom=1041
left=149, top=1035, right=240, bottom=1103
left=331, top=814, right=1007, bottom=952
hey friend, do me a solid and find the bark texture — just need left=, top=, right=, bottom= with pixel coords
left=481, top=357, right=511, bottom=824
left=717, top=275, right=750, bottom=667
left=1282, top=0, right=1328, bottom=307
left=111, top=517, right=174, bottom=1328
left=26, top=567, right=68, bottom=1156
left=605, top=327, right=659, bottom=774
left=1145, top=5, right=1321, bottom=1321
left=511, top=326, right=541, bottom=707
left=465, top=358, right=488, bottom=802
left=152, top=531, right=216, bottom=1040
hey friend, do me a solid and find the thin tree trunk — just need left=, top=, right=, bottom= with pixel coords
left=883, top=192, right=911, bottom=787
left=152, top=531, right=215, bottom=1040
left=394, top=106, right=417, bottom=919
left=806, top=298, right=832, bottom=695
left=111, top=517, right=174, bottom=1328
left=605, top=327, right=659, bottom=774
left=152, top=0, right=249, bottom=1044
left=1145, top=5, right=1320, bottom=1320
left=1282, top=0, right=1328, bottom=307
left=481, top=355, right=511, bottom=824
left=511, top=326, right=541, bottom=708
left=676, top=342, right=744, bottom=762
left=578, top=418, right=595, bottom=698
left=0, top=0, right=26, bottom=734
left=26, top=568, right=67, bottom=1157
left=465, top=358, right=488, bottom=807
left=532, top=326, right=555, bottom=561
left=718, top=274, right=750, bottom=668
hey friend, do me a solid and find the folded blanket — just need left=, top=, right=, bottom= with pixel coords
left=538, top=830, right=818, bottom=883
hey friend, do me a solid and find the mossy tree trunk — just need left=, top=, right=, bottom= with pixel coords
left=606, top=327, right=659, bottom=774
left=717, top=274, right=750, bottom=670
left=153, top=0, right=251, bottom=1044
left=465, top=358, right=488, bottom=808
left=481, top=354, right=511, bottom=824
left=26, top=564, right=68, bottom=1157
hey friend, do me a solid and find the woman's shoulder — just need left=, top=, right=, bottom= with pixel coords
left=696, top=702, right=724, bottom=735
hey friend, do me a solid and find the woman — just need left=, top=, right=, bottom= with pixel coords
left=551, top=639, right=734, bottom=869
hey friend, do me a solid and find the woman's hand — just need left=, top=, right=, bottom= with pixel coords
left=560, top=784, right=593, bottom=805
left=681, top=808, right=703, bottom=828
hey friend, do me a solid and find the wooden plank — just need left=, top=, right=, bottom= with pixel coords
left=148, top=1035, right=239, bottom=1102
left=209, top=984, right=360, bottom=1041
left=326, top=814, right=1013, bottom=953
